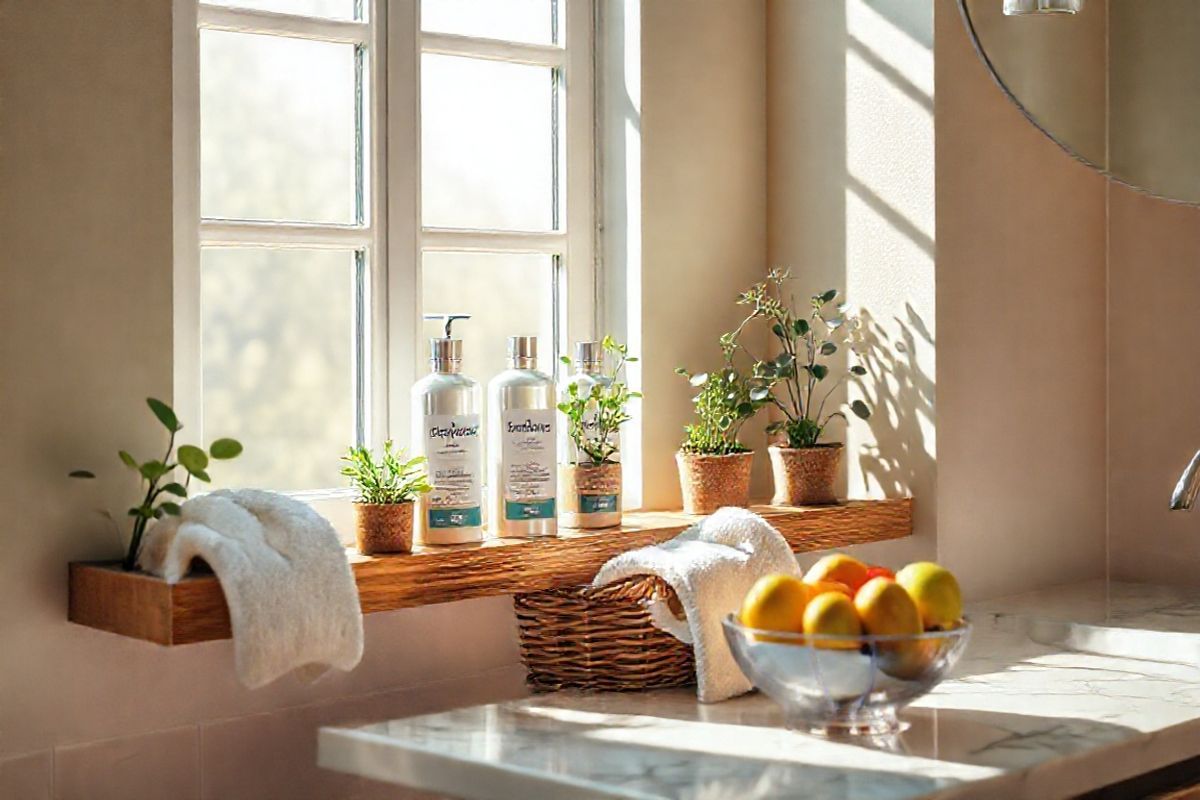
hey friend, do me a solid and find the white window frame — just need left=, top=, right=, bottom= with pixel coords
left=174, top=0, right=596, bottom=498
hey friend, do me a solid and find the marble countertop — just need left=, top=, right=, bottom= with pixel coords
left=319, top=581, right=1200, bottom=799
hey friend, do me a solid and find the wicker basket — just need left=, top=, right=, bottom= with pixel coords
left=514, top=576, right=696, bottom=692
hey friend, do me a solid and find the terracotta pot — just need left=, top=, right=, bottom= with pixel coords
left=768, top=444, right=842, bottom=506
left=560, top=461, right=622, bottom=529
left=675, top=450, right=754, bottom=515
left=354, top=501, right=414, bottom=555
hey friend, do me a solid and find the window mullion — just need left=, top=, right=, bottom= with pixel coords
left=200, top=219, right=372, bottom=248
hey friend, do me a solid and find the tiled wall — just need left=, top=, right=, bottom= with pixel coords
left=0, top=664, right=527, bottom=799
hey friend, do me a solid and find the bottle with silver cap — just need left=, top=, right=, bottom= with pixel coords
left=412, top=314, right=484, bottom=545
left=488, top=335, right=558, bottom=538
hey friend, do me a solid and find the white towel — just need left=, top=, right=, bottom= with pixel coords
left=138, top=489, right=364, bottom=689
left=592, top=507, right=801, bottom=703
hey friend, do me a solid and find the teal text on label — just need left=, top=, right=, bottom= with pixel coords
left=580, top=494, right=619, bottom=513
left=428, top=506, right=482, bottom=528
left=505, top=499, right=556, bottom=521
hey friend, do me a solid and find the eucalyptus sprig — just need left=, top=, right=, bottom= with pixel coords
left=68, top=398, right=243, bottom=570
left=676, top=351, right=765, bottom=456
left=558, top=336, right=640, bottom=466
left=341, top=440, right=431, bottom=505
left=731, top=269, right=871, bottom=448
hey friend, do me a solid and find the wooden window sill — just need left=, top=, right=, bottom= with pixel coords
left=67, top=498, right=912, bottom=645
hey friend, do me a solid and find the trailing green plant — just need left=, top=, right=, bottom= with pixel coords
left=676, top=334, right=766, bottom=455
left=731, top=268, right=871, bottom=449
left=558, top=336, right=641, bottom=467
left=341, top=440, right=431, bottom=505
left=68, top=398, right=243, bottom=570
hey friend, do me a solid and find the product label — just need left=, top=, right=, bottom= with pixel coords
left=424, top=413, right=482, bottom=529
left=579, top=493, right=619, bottom=514
left=501, top=408, right=557, bottom=520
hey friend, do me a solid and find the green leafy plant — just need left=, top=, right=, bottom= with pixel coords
left=341, top=440, right=431, bottom=505
left=68, top=398, right=243, bottom=570
left=676, top=333, right=766, bottom=455
left=731, top=269, right=871, bottom=448
left=557, top=336, right=640, bottom=466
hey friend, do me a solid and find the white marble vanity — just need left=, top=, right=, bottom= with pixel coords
left=319, top=582, right=1200, bottom=799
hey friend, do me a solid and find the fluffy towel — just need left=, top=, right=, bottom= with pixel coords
left=592, top=507, right=801, bottom=703
left=139, top=489, right=364, bottom=689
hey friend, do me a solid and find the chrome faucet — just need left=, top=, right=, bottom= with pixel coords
left=1170, top=450, right=1200, bottom=510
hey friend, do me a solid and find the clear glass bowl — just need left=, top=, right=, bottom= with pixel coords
left=722, top=613, right=972, bottom=736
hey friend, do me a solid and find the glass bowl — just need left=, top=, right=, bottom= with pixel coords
left=722, top=613, right=971, bottom=736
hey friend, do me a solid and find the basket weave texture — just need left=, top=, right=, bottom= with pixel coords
left=515, top=576, right=695, bottom=692
left=769, top=444, right=843, bottom=506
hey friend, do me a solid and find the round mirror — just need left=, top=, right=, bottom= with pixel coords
left=960, top=0, right=1200, bottom=205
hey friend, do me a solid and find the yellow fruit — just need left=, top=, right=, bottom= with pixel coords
left=806, top=580, right=853, bottom=598
left=896, top=562, right=963, bottom=629
left=854, top=578, right=922, bottom=637
left=802, top=592, right=863, bottom=649
left=739, top=573, right=812, bottom=634
left=805, top=554, right=870, bottom=592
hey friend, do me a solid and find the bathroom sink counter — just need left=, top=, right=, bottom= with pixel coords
left=320, top=581, right=1200, bottom=799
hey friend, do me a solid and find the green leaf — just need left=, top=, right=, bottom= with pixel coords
left=776, top=352, right=794, bottom=368
left=177, top=445, right=209, bottom=475
left=118, top=450, right=138, bottom=469
left=158, top=501, right=182, bottom=516
left=851, top=399, right=871, bottom=420
left=146, top=398, right=181, bottom=432
left=688, top=372, right=709, bottom=387
left=811, top=364, right=829, bottom=380
left=161, top=482, right=188, bottom=497
left=191, top=469, right=211, bottom=483
left=820, top=342, right=837, bottom=356
left=771, top=323, right=785, bottom=338
left=139, top=461, right=169, bottom=481
left=749, top=387, right=771, bottom=402
left=208, top=438, right=243, bottom=460
left=819, top=289, right=838, bottom=304
left=68, top=470, right=96, bottom=479
left=735, top=402, right=754, bottom=418
left=794, top=319, right=810, bottom=336
left=850, top=365, right=868, bottom=376
left=560, top=355, right=572, bottom=365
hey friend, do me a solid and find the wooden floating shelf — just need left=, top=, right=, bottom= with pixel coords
left=68, top=498, right=911, bottom=646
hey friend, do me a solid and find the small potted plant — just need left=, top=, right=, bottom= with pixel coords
left=341, top=440, right=431, bottom=555
left=733, top=269, right=871, bottom=505
left=558, top=336, right=640, bottom=529
left=675, top=344, right=764, bottom=515
left=68, top=398, right=243, bottom=570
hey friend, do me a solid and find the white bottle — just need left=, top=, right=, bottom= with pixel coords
left=488, top=336, right=557, bottom=539
left=412, top=316, right=484, bottom=545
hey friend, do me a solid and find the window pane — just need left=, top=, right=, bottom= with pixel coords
left=201, top=30, right=358, bottom=224
left=201, top=248, right=356, bottom=491
left=422, top=54, right=554, bottom=231
left=204, top=0, right=359, bottom=21
left=421, top=252, right=555, bottom=390
left=421, top=0, right=555, bottom=44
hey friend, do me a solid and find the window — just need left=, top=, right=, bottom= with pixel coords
left=175, top=0, right=594, bottom=493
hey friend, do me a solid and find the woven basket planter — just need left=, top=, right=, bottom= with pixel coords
left=675, top=450, right=754, bottom=515
left=769, top=444, right=842, bottom=506
left=354, top=502, right=414, bottom=555
left=515, top=576, right=695, bottom=692
left=559, top=461, right=622, bottom=530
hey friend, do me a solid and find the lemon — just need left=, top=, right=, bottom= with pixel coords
left=802, top=592, right=863, bottom=648
left=739, top=573, right=811, bottom=634
left=805, top=553, right=870, bottom=592
left=896, top=562, right=963, bottom=629
left=854, top=577, right=922, bottom=637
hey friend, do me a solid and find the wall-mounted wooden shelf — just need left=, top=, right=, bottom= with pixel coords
left=68, top=498, right=911, bottom=645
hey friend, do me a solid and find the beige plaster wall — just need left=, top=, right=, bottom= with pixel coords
left=934, top=0, right=1108, bottom=599
left=635, top=0, right=769, bottom=510
left=766, top=0, right=937, bottom=571
left=1107, top=185, right=1200, bottom=584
